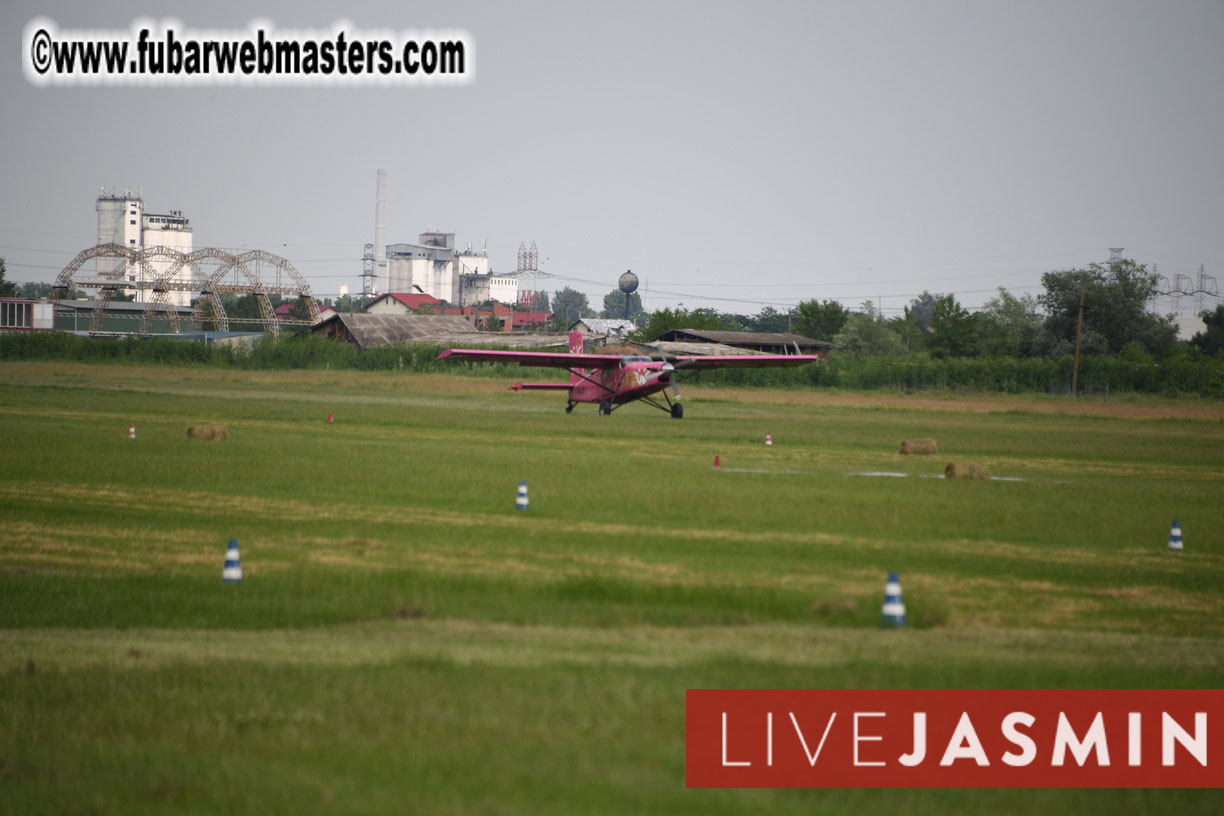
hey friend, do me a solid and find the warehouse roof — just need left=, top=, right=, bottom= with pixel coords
left=650, top=329, right=834, bottom=354
left=312, top=313, right=570, bottom=351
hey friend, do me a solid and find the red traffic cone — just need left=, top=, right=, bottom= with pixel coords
left=327, top=412, right=333, bottom=424
left=714, top=455, right=720, bottom=469
left=129, top=424, right=136, bottom=440
left=765, top=433, right=772, bottom=446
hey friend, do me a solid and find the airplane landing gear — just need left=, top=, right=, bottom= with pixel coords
left=598, top=400, right=612, bottom=415
left=670, top=402, right=684, bottom=419
left=565, top=401, right=574, bottom=413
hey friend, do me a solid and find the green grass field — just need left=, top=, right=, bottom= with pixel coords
left=1, top=361, right=1222, bottom=814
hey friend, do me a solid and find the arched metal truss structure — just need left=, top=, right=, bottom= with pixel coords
left=53, top=245, right=320, bottom=337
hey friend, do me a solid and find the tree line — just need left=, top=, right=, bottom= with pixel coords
left=4, top=255, right=1221, bottom=369
left=589, top=258, right=1220, bottom=362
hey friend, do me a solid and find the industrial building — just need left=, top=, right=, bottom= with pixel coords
left=0, top=298, right=55, bottom=332
left=96, top=189, right=194, bottom=307
left=385, top=231, right=519, bottom=307
left=52, top=299, right=194, bottom=335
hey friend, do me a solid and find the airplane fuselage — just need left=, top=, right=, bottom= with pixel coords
left=570, top=357, right=672, bottom=405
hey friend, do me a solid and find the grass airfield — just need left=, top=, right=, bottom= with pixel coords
left=1, top=361, right=1222, bottom=814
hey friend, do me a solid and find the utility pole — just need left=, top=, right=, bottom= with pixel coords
left=1071, top=275, right=1086, bottom=397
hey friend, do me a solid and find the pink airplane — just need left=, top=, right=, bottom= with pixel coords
left=437, top=332, right=821, bottom=418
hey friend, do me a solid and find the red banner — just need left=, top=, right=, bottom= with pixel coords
left=686, top=689, right=1223, bottom=788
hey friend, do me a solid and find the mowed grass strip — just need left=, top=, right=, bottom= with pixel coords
left=3, top=504, right=1222, bottom=637
left=1, top=363, right=1222, bottom=638
left=5, top=620, right=1221, bottom=675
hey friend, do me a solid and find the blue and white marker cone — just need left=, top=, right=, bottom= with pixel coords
left=882, top=571, right=906, bottom=626
left=1168, top=520, right=1183, bottom=553
left=516, top=480, right=529, bottom=511
left=223, top=538, right=243, bottom=582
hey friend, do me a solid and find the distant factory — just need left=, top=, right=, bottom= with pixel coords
left=96, top=189, right=194, bottom=306
left=386, top=231, right=520, bottom=307
left=365, top=170, right=531, bottom=309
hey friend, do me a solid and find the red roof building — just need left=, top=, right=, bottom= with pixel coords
left=273, top=301, right=339, bottom=324
left=366, top=292, right=444, bottom=315
left=510, top=311, right=553, bottom=330
left=439, top=304, right=553, bottom=332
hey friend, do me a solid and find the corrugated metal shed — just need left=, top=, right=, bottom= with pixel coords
left=569, top=318, right=636, bottom=336
left=640, top=341, right=766, bottom=357
left=312, top=314, right=477, bottom=349
left=420, top=333, right=571, bottom=350
left=53, top=299, right=194, bottom=335
left=650, top=329, right=834, bottom=355
left=312, top=313, right=570, bottom=351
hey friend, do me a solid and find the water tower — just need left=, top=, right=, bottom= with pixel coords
left=618, top=270, right=639, bottom=321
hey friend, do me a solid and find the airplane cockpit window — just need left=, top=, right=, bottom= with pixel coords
left=620, top=356, right=652, bottom=364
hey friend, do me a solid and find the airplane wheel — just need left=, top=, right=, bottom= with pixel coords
left=599, top=400, right=612, bottom=415
left=671, top=402, right=684, bottom=419
left=565, top=402, right=574, bottom=413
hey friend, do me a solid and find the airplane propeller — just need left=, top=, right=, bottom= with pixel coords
left=656, top=362, right=681, bottom=405
left=634, top=362, right=675, bottom=390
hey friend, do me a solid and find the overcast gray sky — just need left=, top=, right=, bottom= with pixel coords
left=3, top=0, right=1222, bottom=317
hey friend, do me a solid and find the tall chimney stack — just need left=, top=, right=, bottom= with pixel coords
left=375, top=169, right=387, bottom=292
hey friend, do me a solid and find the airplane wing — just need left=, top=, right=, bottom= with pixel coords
left=666, top=354, right=823, bottom=371
left=437, top=349, right=623, bottom=369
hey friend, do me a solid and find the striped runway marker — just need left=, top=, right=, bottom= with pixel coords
left=223, top=538, right=243, bottom=582
left=1168, top=520, right=1183, bottom=552
left=882, top=571, right=906, bottom=626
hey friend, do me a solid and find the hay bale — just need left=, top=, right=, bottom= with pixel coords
left=900, top=438, right=937, bottom=455
left=944, top=462, right=991, bottom=480
left=187, top=424, right=228, bottom=441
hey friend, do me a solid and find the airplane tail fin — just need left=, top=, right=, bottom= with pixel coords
left=569, top=331, right=584, bottom=386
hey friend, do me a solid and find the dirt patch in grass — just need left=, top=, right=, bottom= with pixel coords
left=546, top=552, right=685, bottom=579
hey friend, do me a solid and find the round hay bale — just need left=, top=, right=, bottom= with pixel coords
left=944, top=462, right=991, bottom=480
left=187, top=424, right=228, bottom=441
left=900, top=438, right=937, bottom=455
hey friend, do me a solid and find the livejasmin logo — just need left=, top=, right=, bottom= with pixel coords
left=721, top=710, right=1202, bottom=768
left=686, top=690, right=1223, bottom=788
